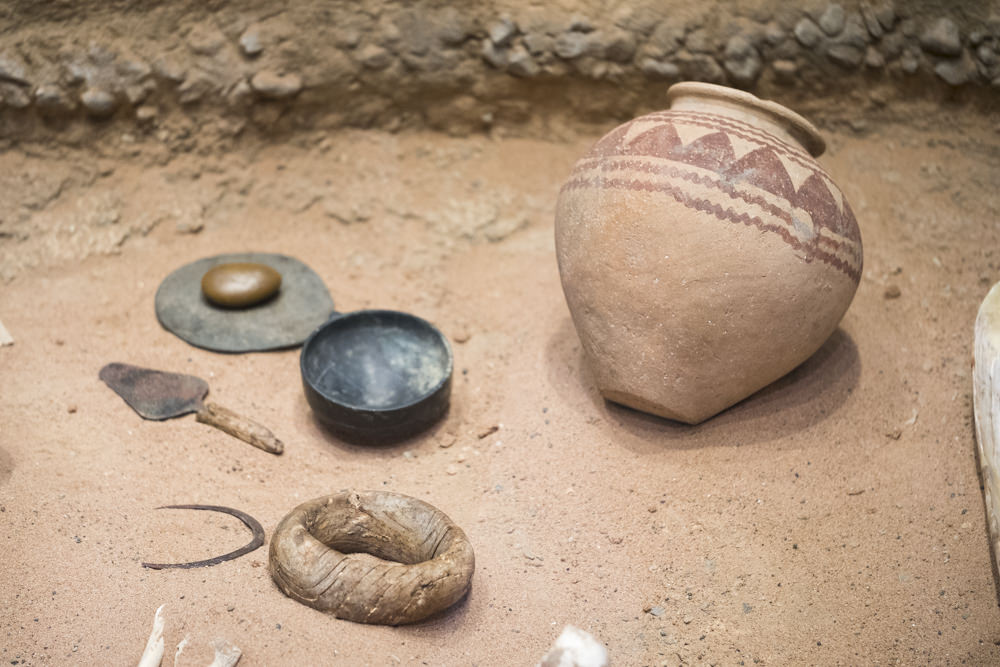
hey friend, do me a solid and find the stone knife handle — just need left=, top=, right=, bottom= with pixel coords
left=195, top=401, right=284, bottom=455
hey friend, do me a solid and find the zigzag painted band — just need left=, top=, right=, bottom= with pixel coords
left=571, top=157, right=858, bottom=257
left=640, top=111, right=819, bottom=173
left=648, top=110, right=815, bottom=162
left=561, top=174, right=861, bottom=282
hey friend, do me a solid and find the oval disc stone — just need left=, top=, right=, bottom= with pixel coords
left=201, top=262, right=282, bottom=308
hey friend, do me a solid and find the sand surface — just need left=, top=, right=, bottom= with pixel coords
left=2, top=111, right=1000, bottom=665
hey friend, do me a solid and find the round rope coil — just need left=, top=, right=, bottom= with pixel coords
left=268, top=490, right=475, bottom=625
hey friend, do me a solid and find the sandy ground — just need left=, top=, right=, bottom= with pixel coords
left=2, top=110, right=1000, bottom=665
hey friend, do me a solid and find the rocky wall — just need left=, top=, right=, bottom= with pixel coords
left=0, top=0, right=997, bottom=143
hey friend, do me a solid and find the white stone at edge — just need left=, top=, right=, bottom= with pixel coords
left=974, top=282, right=1000, bottom=569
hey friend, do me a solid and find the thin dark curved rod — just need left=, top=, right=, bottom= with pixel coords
left=142, top=504, right=265, bottom=570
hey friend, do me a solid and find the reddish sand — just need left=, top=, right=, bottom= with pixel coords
left=2, top=112, right=1000, bottom=664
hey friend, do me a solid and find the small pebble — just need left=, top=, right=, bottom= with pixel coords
left=80, top=87, right=118, bottom=118
left=201, top=262, right=282, bottom=308
left=884, top=284, right=902, bottom=299
left=250, top=70, right=303, bottom=99
left=239, top=26, right=264, bottom=57
left=650, top=606, right=665, bottom=617
left=67, top=405, right=77, bottom=414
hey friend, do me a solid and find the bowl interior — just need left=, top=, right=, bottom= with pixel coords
left=303, top=311, right=452, bottom=411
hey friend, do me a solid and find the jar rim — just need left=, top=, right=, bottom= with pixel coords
left=666, top=82, right=826, bottom=158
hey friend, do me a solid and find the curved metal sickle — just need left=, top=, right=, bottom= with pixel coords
left=142, top=504, right=265, bottom=570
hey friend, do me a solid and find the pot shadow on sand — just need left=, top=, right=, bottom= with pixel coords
left=546, top=316, right=860, bottom=450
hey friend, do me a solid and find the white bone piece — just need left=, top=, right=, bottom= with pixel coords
left=137, top=605, right=166, bottom=667
left=537, top=625, right=609, bottom=667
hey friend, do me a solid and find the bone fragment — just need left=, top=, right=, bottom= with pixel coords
left=537, top=626, right=609, bottom=667
left=137, top=605, right=166, bottom=667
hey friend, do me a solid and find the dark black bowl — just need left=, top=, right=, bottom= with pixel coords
left=300, top=309, right=453, bottom=443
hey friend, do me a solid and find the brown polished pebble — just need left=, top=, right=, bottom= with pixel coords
left=201, top=262, right=282, bottom=308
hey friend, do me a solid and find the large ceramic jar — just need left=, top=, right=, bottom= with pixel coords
left=554, top=82, right=862, bottom=424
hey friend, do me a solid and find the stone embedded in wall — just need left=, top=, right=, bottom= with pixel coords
left=153, top=57, right=187, bottom=83
left=35, top=84, right=76, bottom=115
left=640, top=58, right=680, bottom=80
left=860, top=4, right=884, bottom=39
left=135, top=105, right=157, bottom=125
left=488, top=17, right=518, bottom=48
left=597, top=29, right=637, bottom=63
left=818, top=4, right=846, bottom=37
left=838, top=16, right=870, bottom=50
left=523, top=32, right=554, bottom=56
left=1, top=84, right=31, bottom=109
left=677, top=52, right=726, bottom=84
left=568, top=14, right=595, bottom=33
left=250, top=71, right=303, bottom=99
left=239, top=26, right=264, bottom=57
left=794, top=18, right=824, bottom=48
left=481, top=40, right=507, bottom=68
left=920, top=18, right=963, bottom=57
left=0, top=5, right=994, bottom=135
left=81, top=88, right=118, bottom=117
left=506, top=45, right=539, bottom=77
left=684, top=28, right=715, bottom=54
left=395, top=9, right=442, bottom=57
left=646, top=22, right=684, bottom=57
left=178, top=73, right=218, bottom=105
left=900, top=49, right=921, bottom=74
left=187, top=25, right=227, bottom=56
left=124, top=80, right=156, bottom=106
left=764, top=22, right=786, bottom=46
left=865, top=46, right=885, bottom=68
left=0, top=55, right=29, bottom=85
left=875, top=4, right=897, bottom=31
left=771, top=59, right=798, bottom=84
left=434, top=7, right=472, bottom=46
left=827, top=43, right=865, bottom=68
left=358, top=44, right=393, bottom=70
left=881, top=32, right=906, bottom=59
left=226, top=79, right=253, bottom=107
left=554, top=31, right=590, bottom=59
left=935, top=55, right=976, bottom=86
left=723, top=35, right=762, bottom=87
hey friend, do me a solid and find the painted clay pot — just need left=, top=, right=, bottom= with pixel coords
left=554, top=82, right=862, bottom=424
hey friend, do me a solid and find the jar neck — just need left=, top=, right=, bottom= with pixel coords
left=666, top=82, right=825, bottom=158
